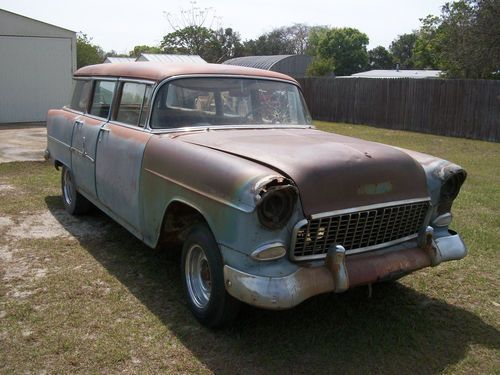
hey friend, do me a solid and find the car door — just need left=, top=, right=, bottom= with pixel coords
left=95, top=81, right=153, bottom=234
left=71, top=79, right=117, bottom=198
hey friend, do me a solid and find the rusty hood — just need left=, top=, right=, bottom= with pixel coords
left=177, top=128, right=429, bottom=216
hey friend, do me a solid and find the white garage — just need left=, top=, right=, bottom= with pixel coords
left=0, top=9, right=76, bottom=124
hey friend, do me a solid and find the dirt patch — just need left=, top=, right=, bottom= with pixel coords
left=0, top=184, right=14, bottom=193
left=6, top=209, right=111, bottom=240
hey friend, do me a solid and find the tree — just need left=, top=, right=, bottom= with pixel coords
left=160, top=25, right=214, bottom=57
left=368, top=46, right=394, bottom=69
left=160, top=3, right=242, bottom=63
left=413, top=15, right=443, bottom=69
left=315, top=27, right=369, bottom=76
left=306, top=25, right=329, bottom=56
left=435, top=0, right=500, bottom=78
left=76, top=33, right=104, bottom=68
left=208, top=28, right=243, bottom=62
left=411, top=0, right=500, bottom=78
left=306, top=57, right=335, bottom=76
left=129, top=45, right=162, bottom=58
left=389, top=33, right=418, bottom=69
left=242, top=28, right=295, bottom=55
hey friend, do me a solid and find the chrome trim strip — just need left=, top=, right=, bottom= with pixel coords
left=290, top=198, right=432, bottom=261
left=309, top=197, right=431, bottom=220
left=117, top=77, right=156, bottom=85
left=146, top=74, right=309, bottom=130
left=149, top=124, right=314, bottom=135
left=47, top=135, right=71, bottom=150
left=291, top=234, right=420, bottom=261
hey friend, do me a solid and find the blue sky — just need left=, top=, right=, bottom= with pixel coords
left=1, top=0, right=445, bottom=53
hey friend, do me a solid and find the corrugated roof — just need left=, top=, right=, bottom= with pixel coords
left=137, top=54, right=206, bottom=64
left=350, top=69, right=442, bottom=79
left=223, top=55, right=295, bottom=70
left=103, top=57, right=136, bottom=64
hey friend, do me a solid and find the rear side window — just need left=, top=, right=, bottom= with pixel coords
left=89, top=80, right=116, bottom=119
left=70, top=80, right=92, bottom=112
left=115, top=82, right=152, bottom=126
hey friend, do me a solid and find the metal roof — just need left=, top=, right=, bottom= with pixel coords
left=136, top=54, right=206, bottom=64
left=103, top=57, right=136, bottom=64
left=350, top=69, right=442, bottom=79
left=223, top=55, right=295, bottom=70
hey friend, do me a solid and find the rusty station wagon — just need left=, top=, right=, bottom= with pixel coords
left=46, top=62, right=468, bottom=327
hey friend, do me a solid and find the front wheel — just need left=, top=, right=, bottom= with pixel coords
left=181, top=223, right=240, bottom=328
left=61, top=166, right=91, bottom=215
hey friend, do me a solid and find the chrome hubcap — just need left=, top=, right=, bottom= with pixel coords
left=185, top=244, right=212, bottom=309
left=63, top=169, right=74, bottom=206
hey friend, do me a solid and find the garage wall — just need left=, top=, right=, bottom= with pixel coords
left=0, top=36, right=73, bottom=123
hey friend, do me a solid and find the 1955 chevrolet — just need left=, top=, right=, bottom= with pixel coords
left=46, top=62, right=467, bottom=327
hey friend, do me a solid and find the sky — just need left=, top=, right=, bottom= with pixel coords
left=0, top=0, right=446, bottom=54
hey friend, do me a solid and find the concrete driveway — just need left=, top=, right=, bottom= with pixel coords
left=0, top=124, right=47, bottom=163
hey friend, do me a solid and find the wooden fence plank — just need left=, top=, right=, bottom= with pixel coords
left=296, top=77, right=500, bottom=142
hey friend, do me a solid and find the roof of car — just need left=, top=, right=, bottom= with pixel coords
left=74, top=62, right=298, bottom=83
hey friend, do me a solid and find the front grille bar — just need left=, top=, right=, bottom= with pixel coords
left=291, top=198, right=431, bottom=261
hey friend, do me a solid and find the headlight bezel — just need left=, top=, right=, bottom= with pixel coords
left=257, top=184, right=298, bottom=230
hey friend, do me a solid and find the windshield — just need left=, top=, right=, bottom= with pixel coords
left=150, top=77, right=312, bottom=129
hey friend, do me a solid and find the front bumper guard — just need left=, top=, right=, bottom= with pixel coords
left=224, top=230, right=467, bottom=310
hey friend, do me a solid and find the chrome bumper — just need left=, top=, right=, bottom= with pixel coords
left=224, top=230, right=467, bottom=310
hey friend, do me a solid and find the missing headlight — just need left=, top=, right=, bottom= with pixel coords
left=256, top=179, right=298, bottom=230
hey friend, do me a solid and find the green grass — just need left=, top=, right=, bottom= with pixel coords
left=0, top=122, right=499, bottom=374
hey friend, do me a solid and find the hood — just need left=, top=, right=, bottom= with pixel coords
left=177, top=128, right=429, bottom=216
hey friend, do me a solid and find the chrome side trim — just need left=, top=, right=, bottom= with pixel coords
left=47, top=135, right=71, bottom=150
left=309, top=197, right=431, bottom=220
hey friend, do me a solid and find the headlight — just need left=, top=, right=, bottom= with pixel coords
left=257, top=185, right=298, bottom=229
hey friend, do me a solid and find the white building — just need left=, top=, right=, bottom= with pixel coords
left=0, top=9, right=76, bottom=124
left=136, top=53, right=206, bottom=64
left=350, top=69, right=442, bottom=79
left=103, top=56, right=135, bottom=64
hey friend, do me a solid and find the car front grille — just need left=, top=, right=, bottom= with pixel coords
left=291, top=199, right=431, bottom=261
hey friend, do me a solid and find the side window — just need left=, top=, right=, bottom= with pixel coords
left=69, top=79, right=92, bottom=112
left=89, top=80, right=116, bottom=119
left=115, top=82, right=151, bottom=127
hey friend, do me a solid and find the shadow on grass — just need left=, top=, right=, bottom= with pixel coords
left=45, top=195, right=499, bottom=375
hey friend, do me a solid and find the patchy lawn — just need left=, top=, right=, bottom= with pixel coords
left=0, top=122, right=499, bottom=374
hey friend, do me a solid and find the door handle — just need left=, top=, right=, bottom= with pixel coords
left=74, top=120, right=84, bottom=128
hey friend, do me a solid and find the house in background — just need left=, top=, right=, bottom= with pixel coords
left=0, top=9, right=76, bottom=124
left=103, top=56, right=135, bottom=64
left=223, top=55, right=313, bottom=78
left=350, top=69, right=442, bottom=79
left=135, top=54, right=206, bottom=64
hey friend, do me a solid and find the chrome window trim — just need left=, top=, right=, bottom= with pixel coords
left=290, top=197, right=432, bottom=260
left=146, top=74, right=308, bottom=131
left=117, top=77, right=156, bottom=85
left=149, top=124, right=314, bottom=135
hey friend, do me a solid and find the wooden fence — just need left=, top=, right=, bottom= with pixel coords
left=296, top=77, right=500, bottom=142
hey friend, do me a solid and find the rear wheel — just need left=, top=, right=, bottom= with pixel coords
left=61, top=166, right=91, bottom=215
left=181, top=223, right=240, bottom=327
